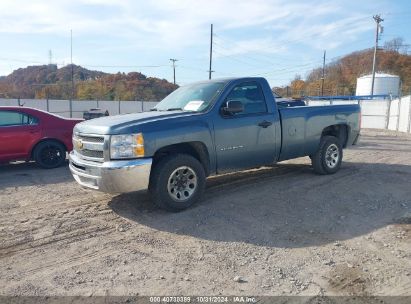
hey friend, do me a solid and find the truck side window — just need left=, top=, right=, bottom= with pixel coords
left=0, top=111, right=38, bottom=127
left=224, top=82, right=267, bottom=115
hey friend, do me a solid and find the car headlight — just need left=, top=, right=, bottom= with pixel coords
left=110, top=133, right=144, bottom=159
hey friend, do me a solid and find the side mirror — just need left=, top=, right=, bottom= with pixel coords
left=223, top=100, right=244, bottom=115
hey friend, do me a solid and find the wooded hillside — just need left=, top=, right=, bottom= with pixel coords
left=274, top=46, right=411, bottom=97
left=0, top=64, right=177, bottom=101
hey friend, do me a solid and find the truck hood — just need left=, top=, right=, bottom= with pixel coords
left=74, top=110, right=196, bottom=135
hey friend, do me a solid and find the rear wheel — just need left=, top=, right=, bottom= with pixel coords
left=33, top=141, right=66, bottom=169
left=311, top=136, right=342, bottom=175
left=149, top=154, right=206, bottom=211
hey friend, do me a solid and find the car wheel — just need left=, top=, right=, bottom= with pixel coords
left=311, top=136, right=342, bottom=175
left=34, top=141, right=66, bottom=169
left=149, top=154, right=206, bottom=212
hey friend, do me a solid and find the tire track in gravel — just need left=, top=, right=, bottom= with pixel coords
left=1, top=195, right=112, bottom=217
left=204, top=162, right=363, bottom=201
left=0, top=225, right=116, bottom=258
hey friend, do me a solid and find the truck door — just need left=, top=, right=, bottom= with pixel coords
left=213, top=81, right=278, bottom=173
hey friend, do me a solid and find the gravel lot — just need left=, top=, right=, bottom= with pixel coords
left=0, top=129, right=410, bottom=296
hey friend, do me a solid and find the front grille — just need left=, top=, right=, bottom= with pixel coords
left=73, top=133, right=105, bottom=162
left=80, top=149, right=104, bottom=159
left=79, top=135, right=104, bottom=143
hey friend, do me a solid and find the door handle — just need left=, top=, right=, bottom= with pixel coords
left=258, top=120, right=272, bottom=128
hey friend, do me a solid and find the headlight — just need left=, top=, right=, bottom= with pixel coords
left=110, top=133, right=144, bottom=159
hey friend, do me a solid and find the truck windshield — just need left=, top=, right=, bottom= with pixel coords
left=154, top=82, right=225, bottom=112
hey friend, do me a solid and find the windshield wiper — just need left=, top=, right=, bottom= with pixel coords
left=166, top=107, right=184, bottom=111
left=150, top=108, right=158, bottom=111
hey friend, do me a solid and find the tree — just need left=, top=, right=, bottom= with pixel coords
left=290, top=74, right=305, bottom=97
left=384, top=37, right=405, bottom=53
left=272, top=44, right=411, bottom=97
left=0, top=64, right=178, bottom=100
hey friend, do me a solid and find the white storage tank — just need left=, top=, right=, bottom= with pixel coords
left=355, top=73, right=400, bottom=96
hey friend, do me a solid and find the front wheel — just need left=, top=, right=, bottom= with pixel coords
left=311, top=136, right=342, bottom=175
left=149, top=154, right=206, bottom=211
left=33, top=141, right=66, bottom=169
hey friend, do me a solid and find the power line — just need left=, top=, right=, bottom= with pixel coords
left=0, top=57, right=45, bottom=64
left=249, top=62, right=322, bottom=77
left=213, top=34, right=294, bottom=66
left=0, top=58, right=170, bottom=69
left=213, top=38, right=275, bottom=67
left=213, top=40, right=323, bottom=75
left=213, top=15, right=371, bottom=64
left=83, top=64, right=167, bottom=68
left=212, top=49, right=263, bottom=69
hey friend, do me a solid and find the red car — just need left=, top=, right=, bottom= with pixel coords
left=0, top=107, right=83, bottom=168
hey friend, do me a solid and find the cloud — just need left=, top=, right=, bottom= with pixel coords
left=0, top=0, right=391, bottom=79
left=276, top=15, right=375, bottom=50
left=0, top=0, right=379, bottom=51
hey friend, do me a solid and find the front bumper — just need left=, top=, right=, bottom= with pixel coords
left=69, top=151, right=152, bottom=193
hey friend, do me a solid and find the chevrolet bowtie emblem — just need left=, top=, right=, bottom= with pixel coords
left=76, top=139, right=84, bottom=150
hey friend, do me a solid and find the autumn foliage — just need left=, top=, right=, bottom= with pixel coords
left=0, top=64, right=177, bottom=101
left=274, top=47, right=411, bottom=97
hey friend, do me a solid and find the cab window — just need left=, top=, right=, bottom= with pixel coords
left=224, top=82, right=267, bottom=115
left=0, top=111, right=39, bottom=127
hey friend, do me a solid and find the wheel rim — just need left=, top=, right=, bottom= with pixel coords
left=167, top=166, right=198, bottom=202
left=325, top=143, right=339, bottom=168
left=40, top=145, right=63, bottom=166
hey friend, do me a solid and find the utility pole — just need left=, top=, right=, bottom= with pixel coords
left=70, top=29, right=74, bottom=118
left=321, top=50, right=326, bottom=96
left=371, top=14, right=384, bottom=97
left=169, top=58, right=178, bottom=85
left=70, top=29, right=74, bottom=100
left=48, top=50, right=52, bottom=65
left=208, top=24, right=214, bottom=79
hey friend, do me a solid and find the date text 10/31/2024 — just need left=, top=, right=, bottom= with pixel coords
left=149, top=296, right=257, bottom=303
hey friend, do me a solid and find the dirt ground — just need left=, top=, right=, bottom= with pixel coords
left=0, top=129, right=410, bottom=296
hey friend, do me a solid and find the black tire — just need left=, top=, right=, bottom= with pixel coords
left=311, top=136, right=342, bottom=175
left=149, top=154, right=206, bottom=212
left=33, top=140, right=66, bottom=169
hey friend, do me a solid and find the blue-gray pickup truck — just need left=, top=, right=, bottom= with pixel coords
left=69, top=77, right=360, bottom=211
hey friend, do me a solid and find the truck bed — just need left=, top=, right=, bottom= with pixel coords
left=278, top=104, right=360, bottom=161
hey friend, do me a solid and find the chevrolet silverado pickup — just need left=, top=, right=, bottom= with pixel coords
left=69, top=77, right=360, bottom=211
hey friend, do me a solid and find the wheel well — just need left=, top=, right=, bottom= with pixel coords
left=321, top=124, right=349, bottom=147
left=152, top=142, right=210, bottom=176
left=30, top=138, right=68, bottom=159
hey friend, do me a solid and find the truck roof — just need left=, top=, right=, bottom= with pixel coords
left=183, top=77, right=267, bottom=86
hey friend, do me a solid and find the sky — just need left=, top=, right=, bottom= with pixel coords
left=0, top=0, right=410, bottom=87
